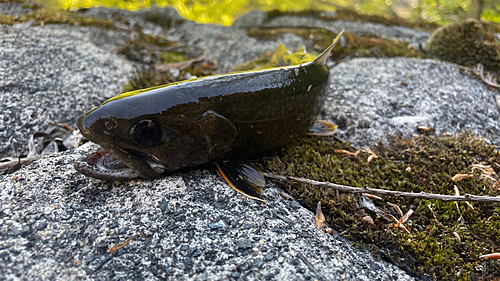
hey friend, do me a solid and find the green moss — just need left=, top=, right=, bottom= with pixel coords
left=338, top=32, right=422, bottom=59
left=264, top=8, right=440, bottom=32
left=246, top=27, right=337, bottom=54
left=425, top=19, right=500, bottom=72
left=334, top=8, right=441, bottom=31
left=483, top=21, right=500, bottom=33
left=246, top=28, right=422, bottom=63
left=122, top=52, right=216, bottom=93
left=121, top=34, right=217, bottom=91
left=117, top=33, right=179, bottom=64
left=160, top=52, right=187, bottom=64
left=262, top=133, right=500, bottom=280
left=0, top=7, right=114, bottom=28
left=231, top=43, right=315, bottom=72
left=121, top=68, right=176, bottom=93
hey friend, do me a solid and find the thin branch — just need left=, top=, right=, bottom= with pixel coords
left=264, top=173, right=500, bottom=203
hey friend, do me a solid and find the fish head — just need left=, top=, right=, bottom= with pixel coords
left=75, top=101, right=171, bottom=180
left=74, top=93, right=235, bottom=180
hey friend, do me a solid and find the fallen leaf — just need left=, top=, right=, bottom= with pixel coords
left=315, top=201, right=325, bottom=230
left=416, top=125, right=435, bottom=133
left=361, top=215, right=374, bottom=227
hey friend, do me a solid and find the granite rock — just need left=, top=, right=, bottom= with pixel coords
left=1, top=4, right=500, bottom=281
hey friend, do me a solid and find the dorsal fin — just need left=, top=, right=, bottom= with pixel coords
left=313, top=30, right=344, bottom=66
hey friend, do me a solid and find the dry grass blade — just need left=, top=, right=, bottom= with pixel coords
left=391, top=209, right=413, bottom=234
left=472, top=164, right=495, bottom=176
left=387, top=202, right=404, bottom=217
left=361, top=193, right=382, bottom=201
left=481, top=174, right=500, bottom=190
left=475, top=63, right=500, bottom=88
left=362, top=147, right=379, bottom=166
left=479, top=253, right=500, bottom=260
left=315, top=201, right=325, bottom=230
left=107, top=234, right=145, bottom=254
left=400, top=209, right=414, bottom=224
left=334, top=149, right=360, bottom=158
left=427, top=204, right=438, bottom=221
left=452, top=174, right=472, bottom=182
left=454, top=186, right=465, bottom=225
left=454, top=184, right=473, bottom=213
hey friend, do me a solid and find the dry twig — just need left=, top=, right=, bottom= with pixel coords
left=264, top=173, right=500, bottom=203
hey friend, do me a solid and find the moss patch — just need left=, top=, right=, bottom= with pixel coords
left=0, top=7, right=114, bottom=28
left=265, top=8, right=440, bottom=32
left=262, top=133, right=500, bottom=280
left=121, top=68, right=176, bottom=93
left=231, top=44, right=315, bottom=72
left=483, top=20, right=500, bottom=34
left=425, top=19, right=500, bottom=72
left=338, top=32, right=422, bottom=59
left=116, top=33, right=179, bottom=64
left=246, top=28, right=422, bottom=63
left=160, top=52, right=187, bottom=64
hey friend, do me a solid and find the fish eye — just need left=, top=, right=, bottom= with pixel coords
left=129, top=119, right=163, bottom=148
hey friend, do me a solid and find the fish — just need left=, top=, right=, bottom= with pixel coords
left=75, top=31, right=344, bottom=200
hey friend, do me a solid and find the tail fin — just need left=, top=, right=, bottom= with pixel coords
left=313, top=30, right=344, bottom=66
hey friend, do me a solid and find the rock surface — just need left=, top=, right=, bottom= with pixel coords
left=0, top=24, right=133, bottom=158
left=1, top=4, right=500, bottom=281
left=1, top=143, right=411, bottom=280
left=325, top=57, right=500, bottom=148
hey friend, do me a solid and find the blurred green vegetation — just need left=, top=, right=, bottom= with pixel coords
left=37, top=0, right=500, bottom=26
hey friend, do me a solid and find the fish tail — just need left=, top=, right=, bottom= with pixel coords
left=313, top=30, right=344, bottom=66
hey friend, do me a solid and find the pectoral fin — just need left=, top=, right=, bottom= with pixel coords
left=200, top=110, right=237, bottom=159
left=306, top=120, right=337, bottom=136
left=216, top=160, right=266, bottom=202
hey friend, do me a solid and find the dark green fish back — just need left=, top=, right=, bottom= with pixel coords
left=76, top=32, right=343, bottom=180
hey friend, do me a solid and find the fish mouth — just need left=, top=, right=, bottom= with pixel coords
left=74, top=147, right=165, bottom=181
